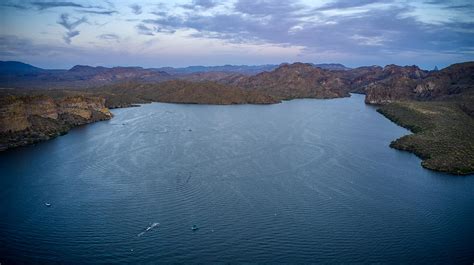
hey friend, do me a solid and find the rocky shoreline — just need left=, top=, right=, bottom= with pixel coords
left=377, top=100, right=474, bottom=175
left=0, top=95, right=112, bottom=151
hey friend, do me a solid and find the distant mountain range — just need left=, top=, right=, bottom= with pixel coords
left=0, top=61, right=351, bottom=75
left=154, top=63, right=350, bottom=74
left=0, top=61, right=46, bottom=74
left=1, top=60, right=472, bottom=102
left=1, top=60, right=472, bottom=105
left=0, top=61, right=351, bottom=89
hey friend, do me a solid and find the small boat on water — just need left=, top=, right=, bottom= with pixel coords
left=192, top=225, right=199, bottom=231
left=45, top=203, right=51, bottom=207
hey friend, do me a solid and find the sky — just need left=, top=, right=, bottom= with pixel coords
left=0, top=0, right=473, bottom=69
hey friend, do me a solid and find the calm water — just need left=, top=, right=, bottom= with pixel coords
left=1, top=94, right=473, bottom=263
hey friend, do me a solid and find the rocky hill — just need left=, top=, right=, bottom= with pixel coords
left=361, top=62, right=473, bottom=104
left=94, top=80, right=280, bottom=105
left=229, top=63, right=350, bottom=100
left=414, top=62, right=474, bottom=100
left=363, top=65, right=428, bottom=104
left=0, top=94, right=112, bottom=151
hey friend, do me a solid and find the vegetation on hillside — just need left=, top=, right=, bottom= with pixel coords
left=378, top=99, right=474, bottom=175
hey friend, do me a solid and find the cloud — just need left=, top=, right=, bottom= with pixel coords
left=2, top=0, right=474, bottom=68
left=0, top=35, right=37, bottom=56
left=136, top=23, right=155, bottom=36
left=1, top=1, right=104, bottom=11
left=57, top=13, right=87, bottom=44
left=314, top=0, right=393, bottom=11
left=181, top=0, right=218, bottom=10
left=130, top=4, right=142, bottom=15
left=150, top=11, right=168, bottom=16
left=1, top=3, right=28, bottom=9
left=443, top=4, right=473, bottom=9
left=103, top=0, right=115, bottom=9
left=424, top=0, right=474, bottom=10
left=64, top=30, right=80, bottom=44
left=98, top=33, right=120, bottom=42
left=76, top=9, right=117, bottom=15
left=234, top=0, right=303, bottom=16
left=0, top=34, right=83, bottom=58
left=351, top=34, right=386, bottom=46
left=138, top=0, right=474, bottom=63
left=31, top=1, right=85, bottom=10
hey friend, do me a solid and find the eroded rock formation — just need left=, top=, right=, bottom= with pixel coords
left=0, top=95, right=112, bottom=151
left=361, top=62, right=473, bottom=104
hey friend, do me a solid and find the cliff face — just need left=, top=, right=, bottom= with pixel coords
left=363, top=65, right=428, bottom=104
left=231, top=63, right=350, bottom=100
left=362, top=62, right=473, bottom=104
left=0, top=98, right=30, bottom=132
left=414, top=62, right=474, bottom=99
left=0, top=95, right=112, bottom=151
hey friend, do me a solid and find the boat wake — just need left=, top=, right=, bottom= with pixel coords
left=137, top=222, right=160, bottom=237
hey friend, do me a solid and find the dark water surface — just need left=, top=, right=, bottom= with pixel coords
left=1, top=94, right=473, bottom=263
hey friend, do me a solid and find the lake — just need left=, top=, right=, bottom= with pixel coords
left=1, top=94, right=473, bottom=263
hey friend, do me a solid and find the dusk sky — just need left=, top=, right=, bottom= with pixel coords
left=1, top=0, right=473, bottom=69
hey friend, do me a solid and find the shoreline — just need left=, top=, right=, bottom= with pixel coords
left=377, top=101, right=474, bottom=175
left=2, top=94, right=472, bottom=176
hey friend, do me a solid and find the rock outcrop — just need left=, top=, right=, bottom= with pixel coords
left=361, top=62, right=473, bottom=104
left=363, top=65, right=428, bottom=104
left=414, top=62, right=474, bottom=99
left=0, top=95, right=112, bottom=151
left=230, top=63, right=350, bottom=100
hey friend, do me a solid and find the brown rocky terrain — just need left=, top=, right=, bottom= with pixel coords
left=361, top=62, right=473, bottom=104
left=229, top=63, right=350, bottom=100
left=0, top=94, right=112, bottom=151
left=362, top=65, right=428, bottom=104
left=94, top=80, right=280, bottom=105
left=414, top=62, right=474, bottom=100
left=345, top=66, right=384, bottom=93
left=178, top=71, right=246, bottom=84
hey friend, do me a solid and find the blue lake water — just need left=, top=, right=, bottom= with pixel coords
left=1, top=94, right=473, bottom=263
